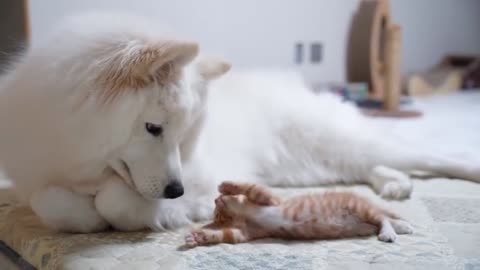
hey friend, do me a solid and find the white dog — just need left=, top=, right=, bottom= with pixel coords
left=0, top=13, right=478, bottom=233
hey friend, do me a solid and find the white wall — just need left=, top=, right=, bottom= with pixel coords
left=391, top=0, right=480, bottom=74
left=29, top=0, right=480, bottom=83
left=28, top=0, right=358, bottom=83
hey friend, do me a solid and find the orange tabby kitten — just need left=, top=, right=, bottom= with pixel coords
left=185, top=181, right=413, bottom=247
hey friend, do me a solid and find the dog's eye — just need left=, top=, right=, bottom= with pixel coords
left=145, top=123, right=163, bottom=137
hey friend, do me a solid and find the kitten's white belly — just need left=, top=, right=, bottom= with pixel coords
left=250, top=206, right=292, bottom=229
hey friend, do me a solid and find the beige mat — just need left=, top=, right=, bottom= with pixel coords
left=1, top=178, right=479, bottom=270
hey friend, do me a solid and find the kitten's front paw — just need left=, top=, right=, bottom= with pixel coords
left=148, top=200, right=214, bottom=231
left=185, top=230, right=207, bottom=247
left=220, top=195, right=247, bottom=214
left=218, top=181, right=242, bottom=195
left=184, top=232, right=198, bottom=247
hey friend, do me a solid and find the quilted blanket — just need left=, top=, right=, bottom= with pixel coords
left=1, top=180, right=480, bottom=270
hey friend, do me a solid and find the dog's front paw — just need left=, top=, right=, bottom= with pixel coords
left=380, top=181, right=413, bottom=200
left=370, top=166, right=413, bottom=200
left=187, top=202, right=214, bottom=223
left=148, top=200, right=214, bottom=231
left=148, top=202, right=192, bottom=231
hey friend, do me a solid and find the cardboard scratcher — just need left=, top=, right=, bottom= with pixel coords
left=347, top=0, right=421, bottom=118
left=407, top=55, right=480, bottom=96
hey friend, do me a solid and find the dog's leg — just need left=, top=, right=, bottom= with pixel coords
left=368, top=166, right=413, bottom=200
left=368, top=140, right=480, bottom=182
left=30, top=186, right=109, bottom=233
left=361, top=143, right=480, bottom=200
left=358, top=145, right=479, bottom=199
left=95, top=178, right=157, bottom=231
left=262, top=125, right=479, bottom=200
left=404, top=154, right=480, bottom=183
left=95, top=177, right=214, bottom=231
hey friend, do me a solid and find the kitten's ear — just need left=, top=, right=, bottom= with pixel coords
left=196, top=57, right=231, bottom=80
left=96, top=39, right=199, bottom=102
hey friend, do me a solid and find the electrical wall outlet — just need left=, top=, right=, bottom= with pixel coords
left=310, top=42, right=322, bottom=64
left=294, top=42, right=323, bottom=65
left=295, top=42, right=304, bottom=64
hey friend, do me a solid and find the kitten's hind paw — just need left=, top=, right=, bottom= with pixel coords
left=391, top=219, right=414, bottom=235
left=378, top=230, right=397, bottom=242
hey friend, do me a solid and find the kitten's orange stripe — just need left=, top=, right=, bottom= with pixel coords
left=308, top=196, right=316, bottom=214
left=245, top=185, right=255, bottom=197
left=286, top=202, right=297, bottom=219
left=282, top=205, right=290, bottom=218
left=293, top=200, right=305, bottom=221
left=222, top=228, right=235, bottom=243
left=279, top=227, right=294, bottom=238
left=250, top=186, right=260, bottom=199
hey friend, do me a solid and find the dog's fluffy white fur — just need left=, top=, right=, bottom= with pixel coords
left=0, top=13, right=479, bottom=232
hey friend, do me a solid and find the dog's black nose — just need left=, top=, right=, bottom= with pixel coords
left=164, top=181, right=184, bottom=199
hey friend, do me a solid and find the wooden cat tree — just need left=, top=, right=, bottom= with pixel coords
left=347, top=0, right=421, bottom=117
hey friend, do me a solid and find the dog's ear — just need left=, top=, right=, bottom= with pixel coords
left=96, top=39, right=199, bottom=103
left=195, top=58, right=231, bottom=81
left=149, top=40, right=199, bottom=82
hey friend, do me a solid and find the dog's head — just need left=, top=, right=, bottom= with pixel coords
left=58, top=14, right=230, bottom=199
left=104, top=41, right=230, bottom=200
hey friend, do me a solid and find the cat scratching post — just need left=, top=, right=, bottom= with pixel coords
left=383, top=25, right=401, bottom=111
left=347, top=0, right=421, bottom=118
left=347, top=0, right=391, bottom=99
